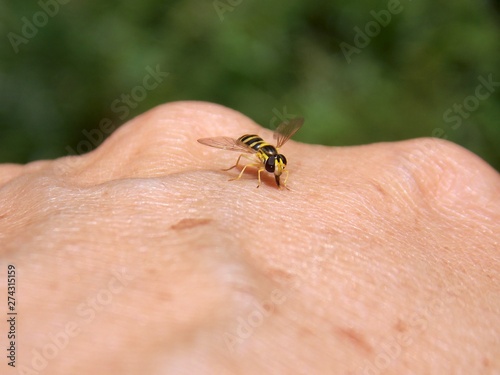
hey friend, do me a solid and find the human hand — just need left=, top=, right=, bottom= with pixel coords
left=1, top=101, right=499, bottom=374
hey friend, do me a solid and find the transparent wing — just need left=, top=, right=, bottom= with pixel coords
left=273, top=117, right=304, bottom=148
left=197, top=137, right=256, bottom=154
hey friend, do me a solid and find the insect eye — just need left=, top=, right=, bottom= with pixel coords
left=265, top=156, right=275, bottom=173
left=278, top=154, right=287, bottom=165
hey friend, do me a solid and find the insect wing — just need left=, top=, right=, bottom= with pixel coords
left=197, top=137, right=255, bottom=153
left=273, top=117, right=304, bottom=148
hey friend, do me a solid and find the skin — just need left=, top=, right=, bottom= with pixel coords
left=0, top=101, right=499, bottom=375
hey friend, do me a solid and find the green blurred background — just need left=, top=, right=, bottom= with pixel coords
left=1, top=0, right=499, bottom=170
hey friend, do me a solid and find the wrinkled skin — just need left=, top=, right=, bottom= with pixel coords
left=0, top=102, right=499, bottom=375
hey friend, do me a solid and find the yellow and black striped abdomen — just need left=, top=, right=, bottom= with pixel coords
left=238, top=134, right=277, bottom=156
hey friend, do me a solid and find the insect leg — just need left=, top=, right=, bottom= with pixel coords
left=229, top=163, right=261, bottom=182
left=256, top=168, right=266, bottom=188
left=283, top=170, right=289, bottom=185
left=222, top=154, right=246, bottom=171
left=282, top=170, right=291, bottom=190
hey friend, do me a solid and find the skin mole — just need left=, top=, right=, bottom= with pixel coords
left=170, top=218, right=212, bottom=230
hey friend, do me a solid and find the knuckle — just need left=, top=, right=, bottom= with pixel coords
left=387, top=138, right=499, bottom=213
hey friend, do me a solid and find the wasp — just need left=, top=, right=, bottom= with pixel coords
left=197, top=117, right=304, bottom=189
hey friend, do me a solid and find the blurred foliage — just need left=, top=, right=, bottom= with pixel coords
left=0, top=0, right=499, bottom=170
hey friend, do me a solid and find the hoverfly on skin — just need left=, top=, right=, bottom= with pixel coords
left=197, top=117, right=304, bottom=189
